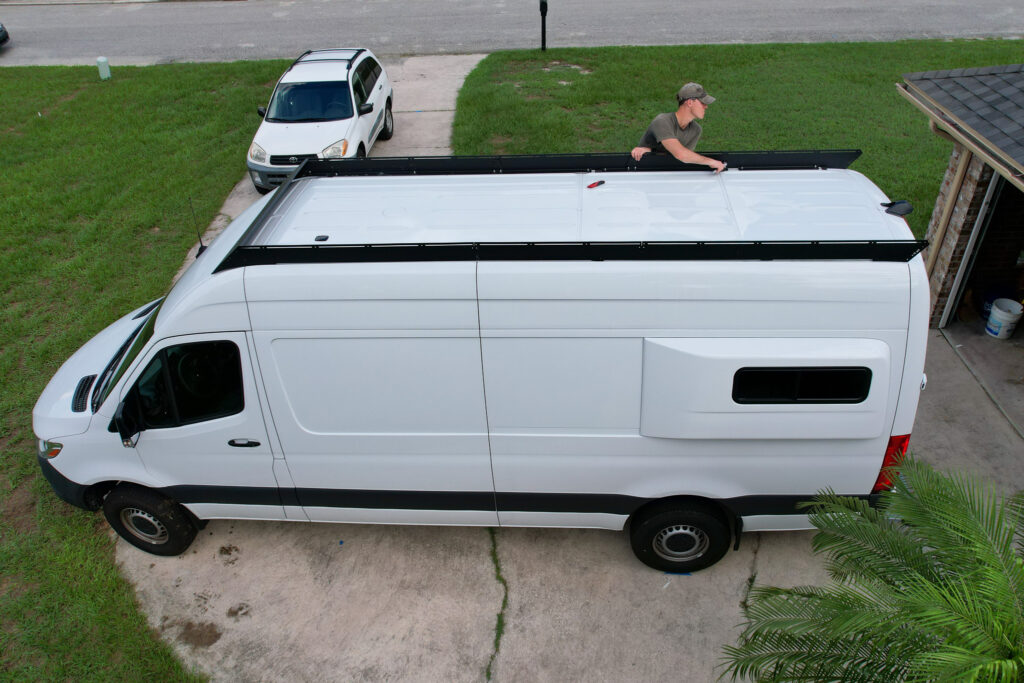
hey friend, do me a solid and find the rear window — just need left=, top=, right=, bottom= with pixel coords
left=266, top=81, right=353, bottom=122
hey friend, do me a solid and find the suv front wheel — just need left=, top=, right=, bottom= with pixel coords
left=379, top=101, right=394, bottom=141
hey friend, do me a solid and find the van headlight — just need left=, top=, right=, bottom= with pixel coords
left=39, top=440, right=63, bottom=459
left=322, top=139, right=348, bottom=158
left=248, top=142, right=267, bottom=164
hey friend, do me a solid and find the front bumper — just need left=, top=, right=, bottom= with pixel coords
left=246, top=160, right=298, bottom=191
left=38, top=455, right=97, bottom=511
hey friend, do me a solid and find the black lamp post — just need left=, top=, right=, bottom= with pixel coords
left=540, top=0, right=548, bottom=51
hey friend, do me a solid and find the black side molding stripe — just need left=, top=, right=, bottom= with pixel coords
left=496, top=492, right=643, bottom=515
left=297, top=489, right=496, bottom=511
left=160, top=486, right=874, bottom=517
left=165, top=485, right=282, bottom=507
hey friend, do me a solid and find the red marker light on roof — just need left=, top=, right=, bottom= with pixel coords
left=587, top=180, right=605, bottom=189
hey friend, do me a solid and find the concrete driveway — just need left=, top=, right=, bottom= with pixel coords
left=120, top=54, right=1024, bottom=683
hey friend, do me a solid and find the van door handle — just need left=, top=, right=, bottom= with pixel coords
left=228, top=439, right=261, bottom=448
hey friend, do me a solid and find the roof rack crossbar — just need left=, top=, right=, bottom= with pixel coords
left=214, top=239, right=927, bottom=272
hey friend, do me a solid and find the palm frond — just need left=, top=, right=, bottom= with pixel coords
left=720, top=457, right=1024, bottom=683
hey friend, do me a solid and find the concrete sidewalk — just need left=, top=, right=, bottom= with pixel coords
left=125, top=54, right=1024, bottom=683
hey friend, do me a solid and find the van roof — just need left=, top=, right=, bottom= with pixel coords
left=216, top=153, right=927, bottom=270
left=252, top=169, right=901, bottom=245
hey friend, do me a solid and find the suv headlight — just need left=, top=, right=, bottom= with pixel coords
left=322, top=139, right=348, bottom=159
left=248, top=142, right=267, bottom=164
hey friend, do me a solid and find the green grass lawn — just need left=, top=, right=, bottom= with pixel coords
left=1, top=39, right=1021, bottom=680
left=0, top=60, right=287, bottom=682
left=452, top=40, right=1024, bottom=238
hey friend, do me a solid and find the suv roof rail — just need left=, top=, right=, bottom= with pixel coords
left=287, top=49, right=314, bottom=71
left=288, top=48, right=365, bottom=73
left=346, top=48, right=366, bottom=75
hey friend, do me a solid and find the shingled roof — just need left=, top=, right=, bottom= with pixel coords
left=899, top=64, right=1024, bottom=190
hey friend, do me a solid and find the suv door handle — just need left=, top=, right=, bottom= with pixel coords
left=228, top=439, right=261, bottom=448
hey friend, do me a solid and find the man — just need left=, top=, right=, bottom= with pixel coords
left=630, top=82, right=726, bottom=173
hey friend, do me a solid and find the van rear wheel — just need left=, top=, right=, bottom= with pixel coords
left=103, top=484, right=197, bottom=556
left=629, top=503, right=730, bottom=572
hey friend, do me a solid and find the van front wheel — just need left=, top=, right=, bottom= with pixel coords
left=629, top=504, right=730, bottom=572
left=103, top=485, right=197, bottom=556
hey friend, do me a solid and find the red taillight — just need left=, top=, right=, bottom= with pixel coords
left=871, top=434, right=911, bottom=493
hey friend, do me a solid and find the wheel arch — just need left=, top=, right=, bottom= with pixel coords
left=89, top=480, right=205, bottom=529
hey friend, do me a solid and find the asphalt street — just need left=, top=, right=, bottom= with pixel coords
left=0, top=0, right=1022, bottom=66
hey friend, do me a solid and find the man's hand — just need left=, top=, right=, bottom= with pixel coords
left=708, top=159, right=727, bottom=174
left=630, top=146, right=651, bottom=161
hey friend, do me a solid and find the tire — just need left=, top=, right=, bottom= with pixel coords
left=254, top=184, right=272, bottom=195
left=629, top=503, right=731, bottom=572
left=103, top=484, right=198, bottom=556
left=378, top=101, right=394, bottom=140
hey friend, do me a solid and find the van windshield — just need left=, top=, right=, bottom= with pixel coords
left=265, top=81, right=353, bottom=123
left=92, top=302, right=162, bottom=412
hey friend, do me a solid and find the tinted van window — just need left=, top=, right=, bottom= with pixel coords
left=127, top=341, right=244, bottom=429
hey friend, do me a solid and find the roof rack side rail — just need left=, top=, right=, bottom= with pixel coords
left=215, top=239, right=928, bottom=273
left=290, top=150, right=863, bottom=180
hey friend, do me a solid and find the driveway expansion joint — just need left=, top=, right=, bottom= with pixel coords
left=485, top=527, right=509, bottom=681
left=739, top=532, right=762, bottom=611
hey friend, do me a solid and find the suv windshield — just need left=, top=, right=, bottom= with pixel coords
left=266, top=81, right=353, bottom=123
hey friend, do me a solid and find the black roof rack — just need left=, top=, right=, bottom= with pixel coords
left=213, top=151, right=928, bottom=272
left=287, top=48, right=362, bottom=73
left=215, top=239, right=927, bottom=273
left=287, top=149, right=862, bottom=179
left=346, top=48, right=366, bottom=75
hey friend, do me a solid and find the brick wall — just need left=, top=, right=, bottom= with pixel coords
left=923, top=144, right=995, bottom=327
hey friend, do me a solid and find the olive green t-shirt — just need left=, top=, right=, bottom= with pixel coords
left=638, top=112, right=702, bottom=153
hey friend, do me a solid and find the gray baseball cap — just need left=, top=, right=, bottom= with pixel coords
left=677, top=82, right=715, bottom=105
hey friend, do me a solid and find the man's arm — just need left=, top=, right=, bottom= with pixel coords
left=661, top=138, right=726, bottom=173
left=630, top=146, right=651, bottom=161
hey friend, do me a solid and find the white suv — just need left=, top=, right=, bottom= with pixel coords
left=246, top=48, right=394, bottom=193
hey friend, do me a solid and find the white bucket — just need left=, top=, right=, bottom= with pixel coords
left=985, top=298, right=1023, bottom=339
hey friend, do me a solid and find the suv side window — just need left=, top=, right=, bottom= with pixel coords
left=126, top=340, right=244, bottom=429
left=360, top=58, right=380, bottom=92
left=351, top=68, right=368, bottom=107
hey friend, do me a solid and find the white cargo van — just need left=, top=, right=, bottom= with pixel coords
left=33, top=152, right=929, bottom=572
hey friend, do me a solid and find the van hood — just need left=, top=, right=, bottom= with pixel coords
left=254, top=118, right=356, bottom=157
left=32, top=300, right=158, bottom=440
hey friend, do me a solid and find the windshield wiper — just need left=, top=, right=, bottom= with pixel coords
left=91, top=320, right=145, bottom=413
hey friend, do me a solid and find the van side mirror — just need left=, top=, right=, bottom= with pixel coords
left=114, top=400, right=140, bottom=448
left=882, top=200, right=913, bottom=217
left=257, top=106, right=267, bottom=118
left=358, top=102, right=373, bottom=116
